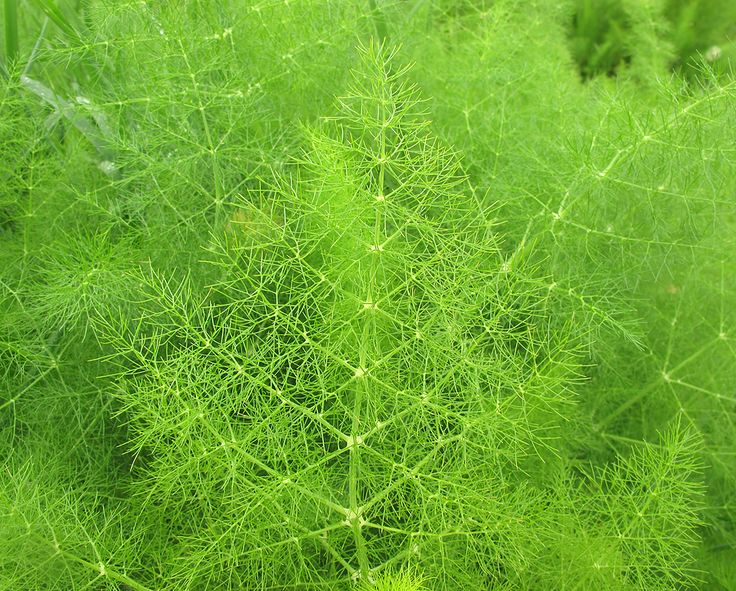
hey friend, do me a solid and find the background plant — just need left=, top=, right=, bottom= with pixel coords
left=568, top=0, right=736, bottom=79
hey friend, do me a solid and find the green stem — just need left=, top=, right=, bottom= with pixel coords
left=4, top=0, right=19, bottom=68
left=596, top=335, right=721, bottom=430
left=349, top=388, right=370, bottom=579
left=349, top=216, right=375, bottom=582
left=348, top=57, right=391, bottom=583
left=26, top=533, right=154, bottom=591
left=368, top=0, right=388, bottom=44
left=178, top=39, right=224, bottom=228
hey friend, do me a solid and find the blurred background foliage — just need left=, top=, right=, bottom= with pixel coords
left=569, top=0, right=736, bottom=79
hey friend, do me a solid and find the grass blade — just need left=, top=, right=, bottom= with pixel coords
left=3, top=0, right=18, bottom=67
left=27, top=0, right=82, bottom=45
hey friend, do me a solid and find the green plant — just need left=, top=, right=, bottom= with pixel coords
left=359, top=569, right=427, bottom=591
left=1, top=1, right=734, bottom=590
left=568, top=0, right=735, bottom=80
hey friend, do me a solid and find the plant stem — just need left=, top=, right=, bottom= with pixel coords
left=4, top=0, right=19, bottom=68
left=349, top=383, right=370, bottom=579
left=348, top=206, right=374, bottom=582
left=348, top=53, right=392, bottom=582
left=368, top=0, right=388, bottom=44
left=19, top=532, right=154, bottom=591
left=177, top=39, right=224, bottom=228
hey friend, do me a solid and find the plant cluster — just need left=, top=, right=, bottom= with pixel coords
left=569, top=0, right=736, bottom=78
left=1, top=1, right=734, bottom=590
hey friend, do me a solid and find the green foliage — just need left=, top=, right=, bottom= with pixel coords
left=1, top=1, right=734, bottom=590
left=569, top=0, right=736, bottom=79
left=359, top=568, right=427, bottom=590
